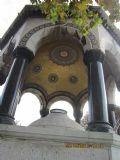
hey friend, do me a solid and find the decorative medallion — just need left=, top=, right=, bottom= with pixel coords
left=48, top=73, right=58, bottom=83
left=32, top=64, right=42, bottom=74
left=49, top=45, right=79, bottom=66
left=69, top=75, right=78, bottom=84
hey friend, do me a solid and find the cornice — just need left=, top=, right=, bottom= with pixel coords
left=0, top=5, right=120, bottom=50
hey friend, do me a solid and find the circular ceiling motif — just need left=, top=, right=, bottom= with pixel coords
left=69, top=75, right=78, bottom=84
left=32, top=64, right=42, bottom=74
left=49, top=45, right=79, bottom=66
left=48, top=73, right=58, bottom=83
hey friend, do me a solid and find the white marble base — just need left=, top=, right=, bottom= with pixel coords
left=0, top=124, right=119, bottom=160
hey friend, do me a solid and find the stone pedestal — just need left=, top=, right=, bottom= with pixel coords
left=0, top=124, right=119, bottom=160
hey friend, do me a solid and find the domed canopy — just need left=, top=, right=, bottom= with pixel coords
left=23, top=36, right=88, bottom=103
left=0, top=5, right=120, bottom=128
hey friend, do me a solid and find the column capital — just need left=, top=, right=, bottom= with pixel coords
left=13, top=46, right=34, bottom=62
left=84, top=49, right=104, bottom=65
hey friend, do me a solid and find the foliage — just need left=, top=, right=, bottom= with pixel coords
left=30, top=0, right=120, bottom=36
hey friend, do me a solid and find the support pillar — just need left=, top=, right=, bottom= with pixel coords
left=0, top=47, right=34, bottom=124
left=84, top=49, right=112, bottom=132
left=73, top=108, right=82, bottom=124
left=40, top=108, right=49, bottom=117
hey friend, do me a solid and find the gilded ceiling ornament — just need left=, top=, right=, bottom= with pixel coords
left=69, top=75, right=78, bottom=84
left=48, top=73, right=58, bottom=83
left=49, top=45, right=79, bottom=66
left=32, top=64, right=42, bottom=73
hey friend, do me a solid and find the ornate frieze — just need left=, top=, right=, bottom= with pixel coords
left=19, top=23, right=54, bottom=47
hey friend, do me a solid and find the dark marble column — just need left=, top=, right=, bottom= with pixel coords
left=73, top=108, right=82, bottom=124
left=84, top=49, right=112, bottom=132
left=40, top=108, right=49, bottom=117
left=0, top=47, right=34, bottom=124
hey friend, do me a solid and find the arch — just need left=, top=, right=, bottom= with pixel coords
left=73, top=96, right=88, bottom=124
left=72, top=90, right=88, bottom=124
left=19, top=22, right=99, bottom=55
left=81, top=101, right=89, bottom=129
left=77, top=89, right=88, bottom=111
left=47, top=95, right=75, bottom=109
left=49, top=100, right=75, bottom=120
left=22, top=83, right=47, bottom=109
left=15, top=92, right=41, bottom=126
left=47, top=95, right=75, bottom=120
left=47, top=90, right=88, bottom=123
left=22, top=88, right=46, bottom=109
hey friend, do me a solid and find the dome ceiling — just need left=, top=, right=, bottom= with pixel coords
left=23, top=40, right=88, bottom=98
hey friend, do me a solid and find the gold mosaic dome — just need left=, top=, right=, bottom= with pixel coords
left=23, top=36, right=88, bottom=109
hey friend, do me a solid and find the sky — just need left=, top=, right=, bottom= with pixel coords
left=0, top=0, right=30, bottom=37
left=0, top=0, right=120, bottom=126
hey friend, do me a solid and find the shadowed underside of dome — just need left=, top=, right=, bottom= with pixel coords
left=24, top=38, right=87, bottom=97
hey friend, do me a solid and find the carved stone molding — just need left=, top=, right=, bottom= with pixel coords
left=19, top=22, right=95, bottom=51
left=88, top=32, right=99, bottom=49
left=19, top=23, right=54, bottom=47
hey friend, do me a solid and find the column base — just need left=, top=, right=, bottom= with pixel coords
left=0, top=114, right=15, bottom=124
left=87, top=122, right=114, bottom=133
